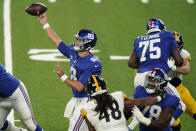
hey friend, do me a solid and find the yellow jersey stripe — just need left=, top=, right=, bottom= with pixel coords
left=80, top=108, right=87, bottom=118
left=92, top=75, right=100, bottom=91
left=122, top=93, right=127, bottom=99
left=174, top=31, right=178, bottom=40
left=184, top=57, right=191, bottom=61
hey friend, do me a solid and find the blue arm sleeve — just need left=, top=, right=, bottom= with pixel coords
left=168, top=32, right=178, bottom=52
left=57, top=41, right=73, bottom=58
left=163, top=94, right=180, bottom=109
left=133, top=86, right=143, bottom=98
left=133, top=38, right=138, bottom=52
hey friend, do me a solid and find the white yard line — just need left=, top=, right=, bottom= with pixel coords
left=3, top=0, right=14, bottom=124
left=94, top=0, right=101, bottom=3
left=187, top=0, right=194, bottom=4
left=109, top=56, right=129, bottom=60
left=141, top=0, right=149, bottom=4
left=48, top=0, right=56, bottom=3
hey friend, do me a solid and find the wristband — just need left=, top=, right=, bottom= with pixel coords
left=60, top=74, right=68, bottom=82
left=142, top=117, right=151, bottom=126
left=156, top=96, right=162, bottom=102
left=172, top=65, right=176, bottom=71
left=43, top=23, right=50, bottom=30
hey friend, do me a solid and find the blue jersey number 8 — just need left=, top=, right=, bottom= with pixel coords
left=143, top=105, right=162, bottom=120
left=70, top=66, right=77, bottom=80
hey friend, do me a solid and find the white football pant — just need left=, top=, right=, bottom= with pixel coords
left=0, top=82, right=38, bottom=131
left=64, top=97, right=89, bottom=131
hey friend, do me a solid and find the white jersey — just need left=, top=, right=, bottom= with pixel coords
left=81, top=91, right=128, bottom=131
left=167, top=49, right=191, bottom=80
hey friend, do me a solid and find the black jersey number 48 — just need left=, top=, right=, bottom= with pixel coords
left=99, top=100, right=121, bottom=122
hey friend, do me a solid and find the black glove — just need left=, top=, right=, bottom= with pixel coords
left=158, top=88, right=166, bottom=101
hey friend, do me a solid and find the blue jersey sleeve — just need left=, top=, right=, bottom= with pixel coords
left=163, top=94, right=180, bottom=109
left=57, top=41, right=74, bottom=58
left=167, top=31, right=178, bottom=52
left=133, top=38, right=139, bottom=52
left=133, top=86, right=146, bottom=98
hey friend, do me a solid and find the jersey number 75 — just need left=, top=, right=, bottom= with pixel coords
left=139, top=38, right=161, bottom=62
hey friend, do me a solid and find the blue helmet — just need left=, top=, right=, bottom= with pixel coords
left=144, top=68, right=168, bottom=94
left=147, top=18, right=166, bottom=34
left=74, top=29, right=97, bottom=51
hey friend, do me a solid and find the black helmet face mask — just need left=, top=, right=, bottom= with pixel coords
left=86, top=75, right=107, bottom=97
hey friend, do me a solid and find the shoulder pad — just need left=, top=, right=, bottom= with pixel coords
left=111, top=91, right=127, bottom=99
left=180, top=49, right=191, bottom=60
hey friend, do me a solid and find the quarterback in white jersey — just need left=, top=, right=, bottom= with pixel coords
left=80, top=75, right=166, bottom=131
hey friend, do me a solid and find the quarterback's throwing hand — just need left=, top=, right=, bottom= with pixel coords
left=37, top=13, right=48, bottom=25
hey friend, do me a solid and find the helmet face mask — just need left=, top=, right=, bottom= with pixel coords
left=145, top=68, right=168, bottom=94
left=173, top=31, right=184, bottom=50
left=147, top=18, right=166, bottom=34
left=86, top=75, right=107, bottom=97
left=74, top=29, right=97, bottom=52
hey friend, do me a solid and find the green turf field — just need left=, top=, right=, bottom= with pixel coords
left=1, top=0, right=196, bottom=130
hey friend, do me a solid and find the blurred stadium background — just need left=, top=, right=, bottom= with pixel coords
left=0, top=0, right=196, bottom=130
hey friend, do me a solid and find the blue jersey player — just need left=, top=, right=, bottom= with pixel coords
left=37, top=13, right=102, bottom=131
left=131, top=68, right=180, bottom=131
left=128, top=18, right=183, bottom=87
left=0, top=64, right=43, bottom=131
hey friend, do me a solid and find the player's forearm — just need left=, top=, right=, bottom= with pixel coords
left=148, top=119, right=169, bottom=129
left=176, top=66, right=190, bottom=74
left=171, top=50, right=183, bottom=67
left=128, top=51, right=139, bottom=69
left=44, top=26, right=62, bottom=47
left=133, top=97, right=159, bottom=107
left=128, top=61, right=139, bottom=69
left=176, top=60, right=190, bottom=74
left=64, top=79, right=84, bottom=92
left=84, top=117, right=96, bottom=131
left=149, top=108, right=173, bottom=130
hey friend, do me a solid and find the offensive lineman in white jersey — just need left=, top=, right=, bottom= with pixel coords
left=167, top=31, right=196, bottom=131
left=80, top=75, right=166, bottom=131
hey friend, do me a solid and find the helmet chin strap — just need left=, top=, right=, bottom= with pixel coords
left=73, top=46, right=81, bottom=51
left=91, top=90, right=107, bottom=97
left=73, top=42, right=84, bottom=51
left=73, top=39, right=92, bottom=51
left=146, top=88, right=155, bottom=94
left=147, top=28, right=161, bottom=34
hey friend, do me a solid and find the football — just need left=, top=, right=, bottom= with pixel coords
left=25, top=3, right=47, bottom=16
